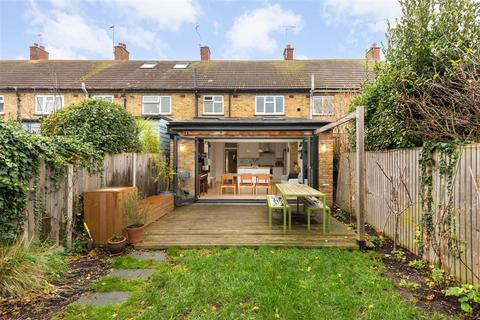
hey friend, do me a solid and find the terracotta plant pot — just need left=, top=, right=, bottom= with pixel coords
left=107, top=236, right=127, bottom=255
left=126, top=225, right=145, bottom=243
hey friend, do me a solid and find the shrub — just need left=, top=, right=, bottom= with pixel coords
left=41, top=99, right=140, bottom=154
left=123, top=192, right=149, bottom=228
left=445, top=284, right=480, bottom=313
left=408, top=259, right=426, bottom=270
left=0, top=242, right=66, bottom=298
left=137, top=118, right=161, bottom=153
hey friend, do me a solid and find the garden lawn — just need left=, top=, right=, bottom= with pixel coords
left=62, top=247, right=448, bottom=320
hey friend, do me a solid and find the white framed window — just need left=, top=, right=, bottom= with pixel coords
left=255, top=96, right=284, bottom=115
left=142, top=96, right=171, bottom=115
left=35, top=95, right=64, bottom=115
left=203, top=96, right=224, bottom=115
left=93, top=95, right=114, bottom=103
left=313, top=96, right=335, bottom=115
left=0, top=96, right=4, bottom=114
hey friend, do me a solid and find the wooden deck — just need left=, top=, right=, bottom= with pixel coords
left=135, top=204, right=358, bottom=249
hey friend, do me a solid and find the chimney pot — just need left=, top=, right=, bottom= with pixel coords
left=283, top=44, right=294, bottom=60
left=200, top=46, right=211, bottom=61
left=366, top=42, right=381, bottom=60
left=114, top=42, right=129, bottom=61
left=30, top=43, right=49, bottom=60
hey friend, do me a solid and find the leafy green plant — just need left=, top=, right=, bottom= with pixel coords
left=137, top=118, right=161, bottom=153
left=151, top=157, right=176, bottom=192
left=368, top=235, right=386, bottom=248
left=399, top=278, right=420, bottom=290
left=123, top=192, right=149, bottom=228
left=392, top=250, right=406, bottom=262
left=430, top=268, right=447, bottom=287
left=41, top=99, right=140, bottom=154
left=444, top=284, right=480, bottom=313
left=408, top=260, right=426, bottom=270
left=0, top=241, right=66, bottom=298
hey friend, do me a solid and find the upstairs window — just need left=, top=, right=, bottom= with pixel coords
left=142, top=96, right=171, bottom=115
left=35, top=95, right=63, bottom=115
left=203, top=96, right=224, bottom=115
left=93, top=95, right=114, bottom=103
left=313, top=96, right=334, bottom=115
left=255, top=96, right=284, bottom=115
left=0, top=96, right=4, bottom=114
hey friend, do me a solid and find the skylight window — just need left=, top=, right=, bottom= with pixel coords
left=139, top=63, right=157, bottom=69
left=173, top=63, right=189, bottom=69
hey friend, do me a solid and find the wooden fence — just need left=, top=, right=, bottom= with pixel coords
left=22, top=153, right=160, bottom=245
left=336, top=144, right=480, bottom=284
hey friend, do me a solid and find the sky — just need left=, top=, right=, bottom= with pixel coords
left=0, top=0, right=402, bottom=61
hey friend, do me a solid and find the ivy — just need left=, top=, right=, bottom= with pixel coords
left=417, top=140, right=463, bottom=261
left=0, top=121, right=103, bottom=244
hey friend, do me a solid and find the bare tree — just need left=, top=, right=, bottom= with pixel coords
left=400, top=46, right=480, bottom=142
left=377, top=162, right=415, bottom=251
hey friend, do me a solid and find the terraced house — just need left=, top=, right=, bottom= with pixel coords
left=0, top=42, right=377, bottom=205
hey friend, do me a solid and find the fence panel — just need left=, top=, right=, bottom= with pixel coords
left=336, top=144, right=480, bottom=284
left=23, top=153, right=159, bottom=243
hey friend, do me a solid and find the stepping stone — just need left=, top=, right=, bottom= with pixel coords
left=74, top=291, right=131, bottom=306
left=110, top=268, right=155, bottom=280
left=128, top=251, right=166, bottom=262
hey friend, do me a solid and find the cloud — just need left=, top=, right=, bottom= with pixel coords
left=225, top=4, right=302, bottom=59
left=106, top=0, right=199, bottom=32
left=27, top=1, right=112, bottom=59
left=296, top=54, right=308, bottom=60
left=322, top=0, right=401, bottom=33
left=213, top=20, right=220, bottom=37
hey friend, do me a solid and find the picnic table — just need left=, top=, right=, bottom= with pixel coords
left=275, top=183, right=328, bottom=231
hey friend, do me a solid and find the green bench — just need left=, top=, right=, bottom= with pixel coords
left=266, top=195, right=291, bottom=231
left=300, top=196, right=331, bottom=232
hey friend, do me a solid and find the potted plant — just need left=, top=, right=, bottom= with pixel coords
left=123, top=191, right=149, bottom=243
left=107, top=234, right=127, bottom=254
left=152, top=156, right=176, bottom=194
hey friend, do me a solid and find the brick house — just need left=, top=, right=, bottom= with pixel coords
left=0, top=42, right=378, bottom=204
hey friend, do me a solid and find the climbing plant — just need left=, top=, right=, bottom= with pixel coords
left=416, top=140, right=463, bottom=269
left=0, top=120, right=103, bottom=244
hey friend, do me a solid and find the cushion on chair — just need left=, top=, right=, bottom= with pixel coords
left=267, top=195, right=285, bottom=208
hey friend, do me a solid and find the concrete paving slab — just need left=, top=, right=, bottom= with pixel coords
left=128, top=251, right=166, bottom=262
left=74, top=291, right=131, bottom=306
left=110, top=268, right=155, bottom=279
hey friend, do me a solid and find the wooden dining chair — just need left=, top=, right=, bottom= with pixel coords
left=255, top=175, right=272, bottom=195
left=239, top=174, right=255, bottom=195
left=220, top=174, right=236, bottom=195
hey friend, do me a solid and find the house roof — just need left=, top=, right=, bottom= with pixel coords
left=0, top=59, right=369, bottom=91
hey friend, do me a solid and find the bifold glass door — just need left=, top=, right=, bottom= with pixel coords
left=301, top=136, right=319, bottom=189
left=173, top=136, right=197, bottom=204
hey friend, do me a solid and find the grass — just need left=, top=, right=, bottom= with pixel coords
left=108, top=255, right=161, bottom=269
left=62, top=247, right=448, bottom=320
left=0, top=241, right=66, bottom=298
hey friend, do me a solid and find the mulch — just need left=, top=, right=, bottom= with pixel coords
left=0, top=250, right=109, bottom=320
left=333, top=206, right=480, bottom=320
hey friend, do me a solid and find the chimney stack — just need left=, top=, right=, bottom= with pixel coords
left=30, top=43, right=49, bottom=60
left=114, top=43, right=129, bottom=61
left=283, top=44, right=294, bottom=60
left=200, top=46, right=211, bottom=61
left=366, top=42, right=380, bottom=60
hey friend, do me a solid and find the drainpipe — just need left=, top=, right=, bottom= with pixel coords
left=228, top=92, right=232, bottom=117
left=194, top=92, right=199, bottom=117
left=81, top=82, right=89, bottom=98
left=193, top=68, right=198, bottom=117
left=122, top=88, right=127, bottom=110
left=14, top=87, right=20, bottom=123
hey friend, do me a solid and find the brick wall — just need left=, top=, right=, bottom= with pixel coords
left=0, top=90, right=354, bottom=122
left=318, top=132, right=334, bottom=206
left=177, top=139, right=196, bottom=196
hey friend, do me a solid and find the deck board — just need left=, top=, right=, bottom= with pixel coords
left=136, top=204, right=357, bottom=249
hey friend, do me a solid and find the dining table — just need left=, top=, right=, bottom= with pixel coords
left=275, top=183, right=327, bottom=224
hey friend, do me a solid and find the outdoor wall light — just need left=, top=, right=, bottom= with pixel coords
left=320, top=142, right=328, bottom=153
left=179, top=143, right=186, bottom=152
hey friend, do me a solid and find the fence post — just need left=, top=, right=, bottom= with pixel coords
left=356, top=105, right=366, bottom=249
left=66, top=164, right=74, bottom=248
left=132, top=153, right=137, bottom=188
